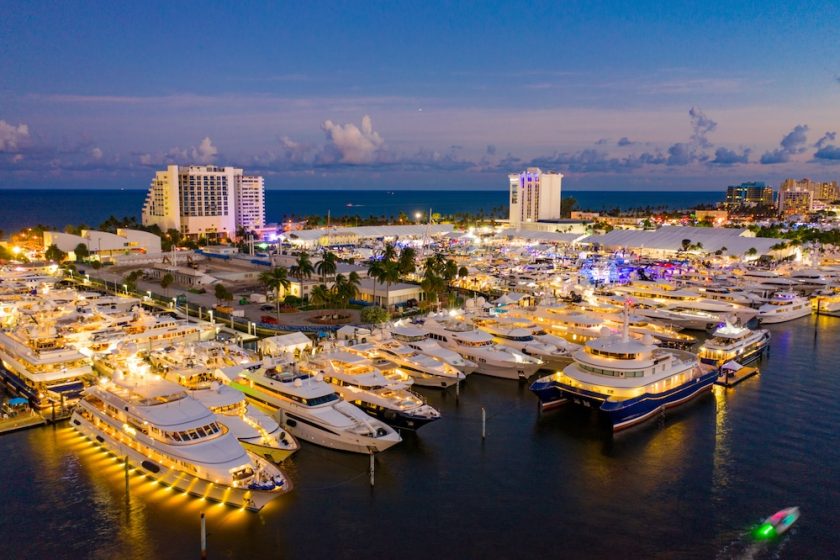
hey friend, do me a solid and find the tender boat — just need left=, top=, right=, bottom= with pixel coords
left=755, top=507, right=800, bottom=539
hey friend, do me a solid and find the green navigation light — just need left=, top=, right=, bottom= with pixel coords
left=756, top=523, right=776, bottom=539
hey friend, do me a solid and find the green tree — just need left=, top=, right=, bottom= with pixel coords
left=316, top=251, right=338, bottom=283
left=259, top=266, right=291, bottom=317
left=398, top=246, right=417, bottom=275
left=74, top=243, right=90, bottom=261
left=44, top=244, right=67, bottom=263
left=160, top=272, right=174, bottom=295
left=378, top=260, right=401, bottom=311
left=458, top=266, right=469, bottom=279
left=290, top=252, right=314, bottom=280
left=123, top=269, right=142, bottom=293
left=310, top=284, right=332, bottom=307
left=214, top=283, right=233, bottom=304
left=366, top=258, right=385, bottom=307
left=360, top=305, right=389, bottom=325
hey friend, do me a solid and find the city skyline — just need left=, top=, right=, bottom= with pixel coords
left=2, top=1, right=840, bottom=190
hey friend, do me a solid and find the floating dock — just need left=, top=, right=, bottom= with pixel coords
left=0, top=412, right=46, bottom=435
left=715, top=366, right=759, bottom=388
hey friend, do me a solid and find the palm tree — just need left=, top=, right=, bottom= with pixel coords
left=316, top=251, right=338, bottom=283
left=259, top=266, right=291, bottom=317
left=367, top=259, right=385, bottom=307
left=379, top=260, right=401, bottom=312
left=398, top=246, right=417, bottom=276
left=310, top=284, right=332, bottom=308
left=290, top=252, right=314, bottom=281
left=382, top=243, right=397, bottom=262
left=421, top=266, right=445, bottom=310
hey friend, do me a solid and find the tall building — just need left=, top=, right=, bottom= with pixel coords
left=778, top=178, right=839, bottom=214
left=142, top=165, right=265, bottom=239
left=725, top=181, right=774, bottom=208
left=508, top=167, right=563, bottom=227
left=237, top=175, right=266, bottom=232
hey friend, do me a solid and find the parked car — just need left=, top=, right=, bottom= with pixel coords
left=260, top=304, right=275, bottom=312
left=260, top=315, right=279, bottom=324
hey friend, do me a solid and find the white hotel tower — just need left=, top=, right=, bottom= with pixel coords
left=508, top=167, right=563, bottom=227
left=141, top=165, right=265, bottom=239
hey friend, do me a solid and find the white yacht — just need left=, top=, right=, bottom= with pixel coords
left=698, top=323, right=771, bottom=367
left=0, top=322, right=94, bottom=409
left=231, top=363, right=402, bottom=453
left=72, top=372, right=290, bottom=511
left=389, top=322, right=478, bottom=376
left=370, top=337, right=465, bottom=388
left=301, top=350, right=441, bottom=431
left=757, top=292, right=812, bottom=324
left=472, top=316, right=579, bottom=370
left=420, top=318, right=543, bottom=380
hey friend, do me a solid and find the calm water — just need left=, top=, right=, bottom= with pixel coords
left=0, top=316, right=837, bottom=559
left=0, top=189, right=722, bottom=233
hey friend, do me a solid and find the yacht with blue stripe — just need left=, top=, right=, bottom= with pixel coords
left=530, top=305, right=717, bottom=432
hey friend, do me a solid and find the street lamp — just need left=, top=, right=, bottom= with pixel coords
left=208, top=309, right=214, bottom=324
left=146, top=290, right=152, bottom=301
left=122, top=284, right=128, bottom=295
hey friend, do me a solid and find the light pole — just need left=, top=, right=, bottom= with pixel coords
left=122, top=283, right=128, bottom=295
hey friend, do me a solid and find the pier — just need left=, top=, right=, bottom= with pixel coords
left=0, top=411, right=46, bottom=435
left=714, top=366, right=760, bottom=388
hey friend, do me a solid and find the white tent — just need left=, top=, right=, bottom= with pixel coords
left=259, top=332, right=313, bottom=356
left=721, top=360, right=743, bottom=371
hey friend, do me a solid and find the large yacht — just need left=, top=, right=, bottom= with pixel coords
left=698, top=323, right=770, bottom=367
left=0, top=323, right=94, bottom=409
left=530, top=321, right=717, bottom=431
left=420, top=317, right=543, bottom=380
left=389, top=322, right=477, bottom=376
left=757, top=292, right=812, bottom=324
left=230, top=363, right=402, bottom=453
left=300, top=350, right=441, bottom=431
left=72, top=372, right=291, bottom=511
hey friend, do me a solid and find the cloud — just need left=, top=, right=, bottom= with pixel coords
left=319, top=114, right=384, bottom=164
left=485, top=144, right=497, bottom=156
left=814, top=145, right=840, bottom=160
left=137, top=136, right=220, bottom=167
left=595, top=138, right=609, bottom=145
left=814, top=131, right=837, bottom=150
left=711, top=147, right=750, bottom=165
left=617, top=137, right=635, bottom=146
left=760, top=124, right=809, bottom=164
left=689, top=106, right=717, bottom=149
left=0, top=120, right=31, bottom=152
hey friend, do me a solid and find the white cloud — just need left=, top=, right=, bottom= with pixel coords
left=320, top=115, right=384, bottom=164
left=190, top=136, right=217, bottom=163
left=90, top=147, right=103, bottom=159
left=0, top=120, right=30, bottom=152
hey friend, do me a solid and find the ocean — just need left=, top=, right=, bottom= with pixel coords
left=0, top=316, right=837, bottom=558
left=0, top=189, right=722, bottom=233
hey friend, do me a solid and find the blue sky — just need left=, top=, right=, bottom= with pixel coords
left=2, top=0, right=840, bottom=190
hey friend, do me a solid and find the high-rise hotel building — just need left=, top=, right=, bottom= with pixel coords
left=141, top=165, right=265, bottom=239
left=508, top=167, right=563, bottom=227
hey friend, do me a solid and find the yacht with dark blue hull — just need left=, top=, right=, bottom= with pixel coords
left=530, top=318, right=716, bottom=432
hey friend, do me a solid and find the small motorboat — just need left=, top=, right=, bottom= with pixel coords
left=756, top=507, right=800, bottom=539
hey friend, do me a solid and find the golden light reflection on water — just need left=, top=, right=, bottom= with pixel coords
left=46, top=426, right=257, bottom=536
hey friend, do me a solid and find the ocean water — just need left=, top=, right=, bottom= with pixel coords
left=0, top=189, right=722, bottom=233
left=0, top=316, right=837, bottom=559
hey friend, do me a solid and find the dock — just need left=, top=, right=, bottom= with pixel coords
left=0, top=412, right=46, bottom=434
left=715, top=366, right=759, bottom=388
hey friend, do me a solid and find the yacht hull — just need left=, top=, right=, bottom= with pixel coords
left=471, top=361, right=542, bottom=380
left=531, top=370, right=718, bottom=431
left=71, top=412, right=287, bottom=511
left=272, top=409, right=400, bottom=454
left=758, top=308, right=811, bottom=324
left=359, top=403, right=440, bottom=431
left=407, top=373, right=462, bottom=388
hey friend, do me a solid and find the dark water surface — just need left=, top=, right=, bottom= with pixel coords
left=0, top=316, right=836, bottom=559
left=0, top=189, right=722, bottom=233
